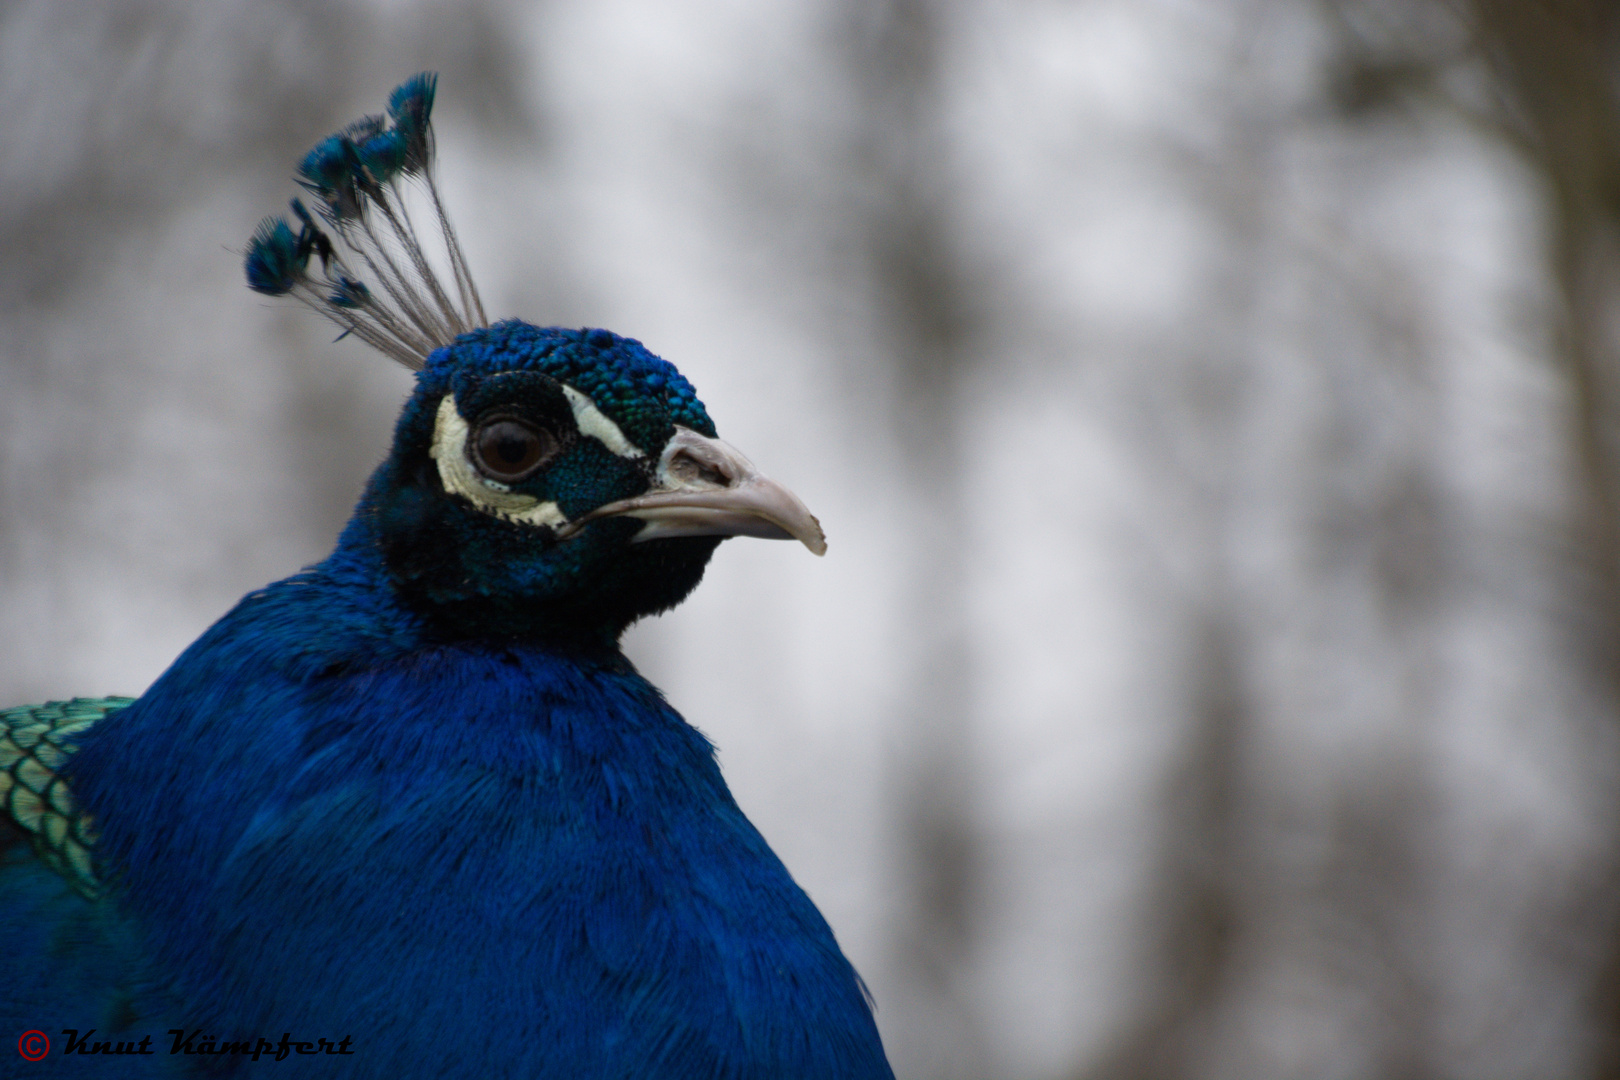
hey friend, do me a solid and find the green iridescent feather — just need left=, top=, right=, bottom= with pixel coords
left=0, top=697, right=130, bottom=900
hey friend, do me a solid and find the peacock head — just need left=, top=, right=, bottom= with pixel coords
left=244, top=74, right=823, bottom=642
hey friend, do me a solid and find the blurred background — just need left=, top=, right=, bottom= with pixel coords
left=3, top=1, right=1619, bottom=1077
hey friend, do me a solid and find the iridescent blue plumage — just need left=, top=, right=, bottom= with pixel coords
left=295, top=133, right=365, bottom=220
left=385, top=73, right=436, bottom=172
left=243, top=217, right=305, bottom=296
left=3, top=76, right=879, bottom=1078
left=246, top=73, right=482, bottom=368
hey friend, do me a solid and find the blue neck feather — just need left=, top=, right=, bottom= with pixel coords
left=64, top=500, right=890, bottom=1078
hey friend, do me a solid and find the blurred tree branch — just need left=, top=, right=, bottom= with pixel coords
left=839, top=0, right=990, bottom=1074
left=1468, top=0, right=1620, bottom=648
left=1434, top=0, right=1620, bottom=1071
left=1314, top=2, right=1620, bottom=1072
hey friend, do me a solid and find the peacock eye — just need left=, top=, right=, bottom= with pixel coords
left=471, top=416, right=558, bottom=482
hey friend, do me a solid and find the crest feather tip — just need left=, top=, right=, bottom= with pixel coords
left=241, top=72, right=481, bottom=372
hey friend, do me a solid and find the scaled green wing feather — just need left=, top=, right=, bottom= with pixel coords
left=0, top=697, right=131, bottom=900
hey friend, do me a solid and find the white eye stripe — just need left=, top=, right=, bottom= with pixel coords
left=428, top=395, right=568, bottom=529
left=426, top=384, right=644, bottom=529
left=563, top=385, right=645, bottom=460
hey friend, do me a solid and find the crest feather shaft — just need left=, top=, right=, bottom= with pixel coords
left=243, top=73, right=485, bottom=370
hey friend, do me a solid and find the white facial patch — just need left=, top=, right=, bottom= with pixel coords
left=428, top=395, right=568, bottom=529
left=563, top=385, right=644, bottom=460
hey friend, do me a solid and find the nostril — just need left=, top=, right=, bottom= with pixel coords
left=667, top=449, right=732, bottom=488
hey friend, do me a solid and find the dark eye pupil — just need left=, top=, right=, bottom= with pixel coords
left=474, top=418, right=553, bottom=480
left=493, top=433, right=528, bottom=464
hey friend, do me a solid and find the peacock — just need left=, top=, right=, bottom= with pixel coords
left=1, top=74, right=893, bottom=1079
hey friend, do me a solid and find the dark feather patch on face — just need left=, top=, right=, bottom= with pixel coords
left=363, top=322, right=723, bottom=644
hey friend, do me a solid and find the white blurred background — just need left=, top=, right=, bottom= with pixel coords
left=4, top=2, right=1620, bottom=1077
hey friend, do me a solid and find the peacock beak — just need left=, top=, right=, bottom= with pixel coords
left=560, top=428, right=827, bottom=555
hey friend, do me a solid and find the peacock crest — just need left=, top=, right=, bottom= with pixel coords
left=243, top=73, right=485, bottom=371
